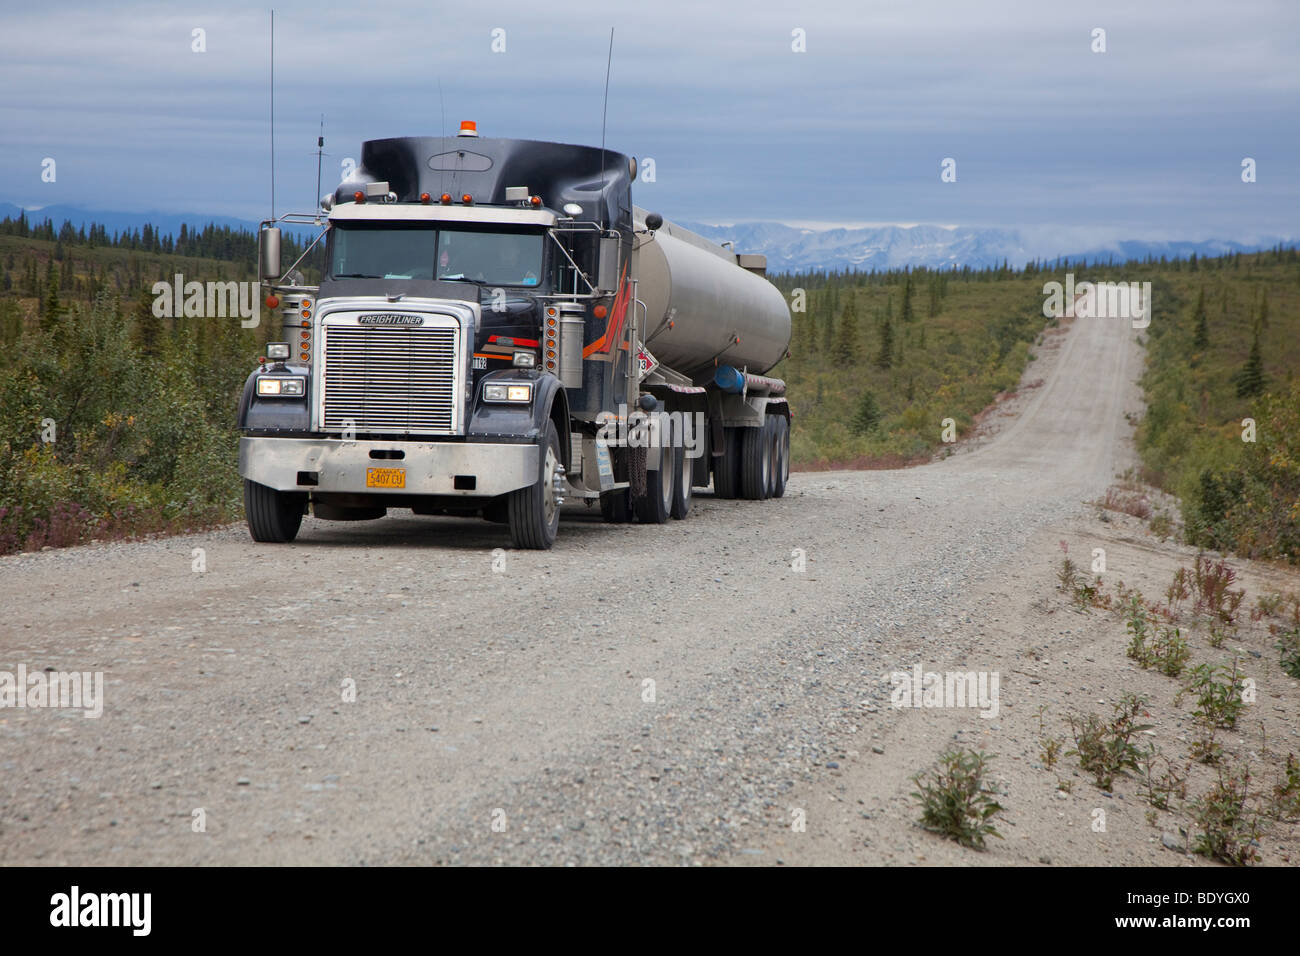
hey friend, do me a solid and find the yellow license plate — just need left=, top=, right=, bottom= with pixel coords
left=366, top=467, right=406, bottom=489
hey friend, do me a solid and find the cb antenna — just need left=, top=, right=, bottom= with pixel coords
left=438, top=77, right=446, bottom=200
left=315, top=114, right=325, bottom=214
left=269, top=9, right=275, bottom=221
left=599, top=27, right=614, bottom=224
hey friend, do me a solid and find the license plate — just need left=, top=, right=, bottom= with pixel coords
left=366, top=467, right=405, bottom=489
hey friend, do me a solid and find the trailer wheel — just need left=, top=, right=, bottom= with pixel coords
left=740, top=422, right=771, bottom=501
left=713, top=427, right=741, bottom=499
left=670, top=439, right=693, bottom=519
left=771, top=415, right=790, bottom=499
left=243, top=479, right=306, bottom=543
left=507, top=419, right=563, bottom=549
left=635, top=417, right=674, bottom=524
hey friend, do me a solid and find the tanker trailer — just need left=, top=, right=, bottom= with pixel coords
left=240, top=124, right=792, bottom=549
left=625, top=207, right=792, bottom=509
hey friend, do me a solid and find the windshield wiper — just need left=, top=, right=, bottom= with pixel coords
left=439, top=275, right=488, bottom=284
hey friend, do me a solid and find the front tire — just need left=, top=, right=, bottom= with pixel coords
left=243, top=479, right=305, bottom=543
left=507, top=419, right=563, bottom=549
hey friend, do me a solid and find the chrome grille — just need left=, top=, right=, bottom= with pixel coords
left=322, top=324, right=459, bottom=434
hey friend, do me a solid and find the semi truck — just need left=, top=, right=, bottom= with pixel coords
left=239, top=123, right=792, bottom=549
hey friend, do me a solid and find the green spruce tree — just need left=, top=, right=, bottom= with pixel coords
left=851, top=389, right=881, bottom=435
left=1235, top=326, right=1266, bottom=398
left=1192, top=288, right=1209, bottom=349
left=876, top=317, right=894, bottom=370
left=833, top=297, right=859, bottom=363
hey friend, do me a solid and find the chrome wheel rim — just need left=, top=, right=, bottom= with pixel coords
left=543, top=447, right=561, bottom=526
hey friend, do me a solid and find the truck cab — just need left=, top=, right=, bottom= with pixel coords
left=239, top=128, right=636, bottom=549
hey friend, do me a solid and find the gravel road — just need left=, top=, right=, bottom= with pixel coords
left=7, top=299, right=1267, bottom=867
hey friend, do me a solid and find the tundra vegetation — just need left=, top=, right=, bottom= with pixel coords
left=0, top=209, right=1295, bottom=561
left=1043, top=548, right=1300, bottom=865
left=0, top=213, right=320, bottom=552
left=772, top=246, right=1300, bottom=565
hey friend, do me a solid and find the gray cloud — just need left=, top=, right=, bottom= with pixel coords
left=1, top=0, right=1295, bottom=244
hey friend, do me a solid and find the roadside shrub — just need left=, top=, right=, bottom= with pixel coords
left=911, top=749, right=1004, bottom=849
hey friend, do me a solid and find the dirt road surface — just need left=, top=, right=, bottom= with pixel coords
left=3, top=296, right=1297, bottom=866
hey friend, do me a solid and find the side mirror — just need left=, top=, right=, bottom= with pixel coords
left=259, top=226, right=282, bottom=281
left=597, top=237, right=620, bottom=292
left=644, top=212, right=663, bottom=231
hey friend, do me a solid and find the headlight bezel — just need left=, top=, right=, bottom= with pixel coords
left=483, top=382, right=533, bottom=404
left=256, top=376, right=305, bottom=397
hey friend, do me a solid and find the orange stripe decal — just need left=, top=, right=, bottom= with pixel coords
left=582, top=261, right=631, bottom=358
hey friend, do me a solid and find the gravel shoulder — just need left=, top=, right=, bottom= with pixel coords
left=2, top=303, right=1296, bottom=866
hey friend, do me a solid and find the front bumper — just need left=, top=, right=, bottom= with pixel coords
left=239, top=437, right=537, bottom=496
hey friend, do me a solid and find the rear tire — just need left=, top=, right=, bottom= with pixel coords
left=740, top=422, right=771, bottom=500
left=600, top=487, right=632, bottom=523
left=771, top=415, right=789, bottom=498
left=713, top=427, right=741, bottom=499
left=670, top=435, right=693, bottom=520
left=507, top=419, right=563, bottom=549
left=243, top=479, right=305, bottom=543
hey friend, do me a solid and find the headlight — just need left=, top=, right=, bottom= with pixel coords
left=483, top=382, right=533, bottom=403
left=257, top=377, right=304, bottom=396
left=266, top=343, right=290, bottom=361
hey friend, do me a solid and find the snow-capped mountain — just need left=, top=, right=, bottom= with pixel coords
left=1, top=202, right=1288, bottom=274
left=675, top=220, right=1290, bottom=273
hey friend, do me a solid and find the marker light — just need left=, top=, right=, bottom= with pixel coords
left=461, top=194, right=473, bottom=204
left=353, top=190, right=365, bottom=203
left=265, top=294, right=280, bottom=309
left=420, top=192, right=431, bottom=203
left=440, top=193, right=452, bottom=204
left=530, top=196, right=542, bottom=208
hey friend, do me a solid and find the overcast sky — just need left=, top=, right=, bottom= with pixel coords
left=2, top=0, right=1296, bottom=244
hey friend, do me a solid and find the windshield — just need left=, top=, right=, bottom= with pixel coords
left=330, top=223, right=544, bottom=286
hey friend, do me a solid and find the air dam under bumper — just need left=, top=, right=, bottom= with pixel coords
left=239, top=437, right=537, bottom=496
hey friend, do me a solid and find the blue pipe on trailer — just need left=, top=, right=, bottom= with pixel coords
left=714, top=365, right=746, bottom=393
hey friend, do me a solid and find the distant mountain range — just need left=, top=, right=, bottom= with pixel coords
left=675, top=220, right=1293, bottom=273
left=2, top=202, right=1290, bottom=273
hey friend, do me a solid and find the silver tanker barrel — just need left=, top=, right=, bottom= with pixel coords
left=632, top=209, right=791, bottom=379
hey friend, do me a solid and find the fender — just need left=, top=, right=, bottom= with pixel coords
left=467, top=369, right=571, bottom=468
left=237, top=367, right=311, bottom=434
